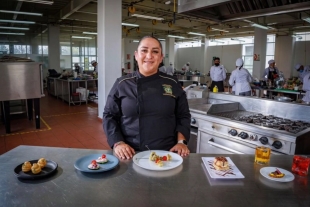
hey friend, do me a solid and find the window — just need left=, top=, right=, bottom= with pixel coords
left=242, top=45, right=254, bottom=74
left=0, top=45, right=9, bottom=54
left=72, top=47, right=79, bottom=55
left=38, top=45, right=48, bottom=55
left=295, top=32, right=310, bottom=41
left=13, top=45, right=31, bottom=54
left=61, top=46, right=70, bottom=55
left=177, top=41, right=201, bottom=48
left=265, top=35, right=275, bottom=68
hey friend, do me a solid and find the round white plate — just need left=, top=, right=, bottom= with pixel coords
left=260, top=167, right=295, bottom=182
left=133, top=150, right=183, bottom=171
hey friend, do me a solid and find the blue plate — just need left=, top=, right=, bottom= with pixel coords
left=74, top=154, right=119, bottom=173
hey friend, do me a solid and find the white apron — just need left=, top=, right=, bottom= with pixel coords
left=235, top=82, right=242, bottom=95
left=302, top=91, right=310, bottom=102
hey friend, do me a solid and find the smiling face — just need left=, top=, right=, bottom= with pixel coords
left=135, top=37, right=163, bottom=76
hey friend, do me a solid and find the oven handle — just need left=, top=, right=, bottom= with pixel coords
left=208, top=138, right=244, bottom=154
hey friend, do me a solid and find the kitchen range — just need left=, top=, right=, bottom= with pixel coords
left=188, top=93, right=310, bottom=155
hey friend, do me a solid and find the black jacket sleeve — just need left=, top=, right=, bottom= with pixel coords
left=102, top=79, right=124, bottom=148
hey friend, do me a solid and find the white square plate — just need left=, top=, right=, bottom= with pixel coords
left=202, top=157, right=245, bottom=179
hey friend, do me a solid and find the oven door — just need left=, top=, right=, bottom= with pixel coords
left=197, top=128, right=282, bottom=154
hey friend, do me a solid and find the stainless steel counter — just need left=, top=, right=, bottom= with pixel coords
left=1, top=146, right=309, bottom=207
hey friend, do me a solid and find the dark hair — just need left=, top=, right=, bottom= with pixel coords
left=137, top=36, right=163, bottom=55
left=214, top=57, right=220, bottom=61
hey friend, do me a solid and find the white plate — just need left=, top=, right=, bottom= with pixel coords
left=133, top=150, right=183, bottom=171
left=201, top=157, right=245, bottom=179
left=260, top=167, right=295, bottom=182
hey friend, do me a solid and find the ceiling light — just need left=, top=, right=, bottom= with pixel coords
left=188, top=32, right=206, bottom=36
left=211, top=40, right=224, bottom=44
left=83, top=32, right=97, bottom=35
left=167, top=35, right=185, bottom=39
left=211, top=28, right=229, bottom=32
left=0, top=32, right=25, bottom=35
left=231, top=38, right=245, bottom=42
left=302, top=17, right=310, bottom=24
left=158, top=38, right=166, bottom=41
left=133, top=40, right=139, bottom=43
left=251, top=23, right=269, bottom=30
left=17, top=0, right=54, bottom=5
left=131, top=14, right=164, bottom=21
left=292, top=35, right=302, bottom=40
left=121, top=23, right=139, bottom=27
left=0, top=26, right=29, bottom=30
left=0, top=19, right=35, bottom=24
left=72, top=36, right=92, bottom=39
left=0, top=10, right=42, bottom=16
left=165, top=1, right=171, bottom=4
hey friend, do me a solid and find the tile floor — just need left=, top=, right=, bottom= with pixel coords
left=0, top=91, right=110, bottom=155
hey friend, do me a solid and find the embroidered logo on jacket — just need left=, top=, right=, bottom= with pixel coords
left=162, top=84, right=175, bottom=97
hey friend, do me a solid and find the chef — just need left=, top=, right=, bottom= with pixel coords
left=229, top=58, right=253, bottom=96
left=158, top=62, right=166, bottom=73
left=210, top=57, right=226, bottom=92
left=295, top=64, right=310, bottom=82
left=166, top=63, right=174, bottom=76
left=74, top=63, right=83, bottom=74
left=91, top=60, right=98, bottom=72
left=302, top=73, right=310, bottom=103
left=263, top=59, right=279, bottom=85
left=182, top=62, right=190, bottom=72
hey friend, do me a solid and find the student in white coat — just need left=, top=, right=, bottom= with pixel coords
left=295, top=64, right=310, bottom=82
left=182, top=62, right=190, bottom=72
left=302, top=73, right=310, bottom=103
left=229, top=58, right=253, bottom=96
left=166, top=63, right=174, bottom=76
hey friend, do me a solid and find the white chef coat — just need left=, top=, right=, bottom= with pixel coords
left=166, top=65, right=174, bottom=75
left=229, top=67, right=253, bottom=95
left=182, top=64, right=190, bottom=72
left=210, top=65, right=226, bottom=81
left=262, top=67, right=279, bottom=79
left=302, top=73, right=310, bottom=102
left=159, top=66, right=166, bottom=73
left=299, top=66, right=310, bottom=81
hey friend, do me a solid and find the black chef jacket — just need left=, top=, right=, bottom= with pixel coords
left=103, top=71, right=191, bottom=151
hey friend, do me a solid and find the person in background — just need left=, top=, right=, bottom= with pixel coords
left=295, top=64, right=310, bottom=82
left=182, top=62, right=190, bottom=72
left=210, top=57, right=226, bottom=92
left=263, top=59, right=279, bottom=85
left=229, top=58, right=253, bottom=96
left=166, top=63, right=174, bottom=76
left=103, top=35, right=190, bottom=160
left=91, top=60, right=98, bottom=72
left=74, top=63, right=83, bottom=74
left=302, top=73, right=310, bottom=103
left=158, top=61, right=166, bottom=73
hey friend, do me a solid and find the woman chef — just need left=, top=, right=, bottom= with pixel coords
left=229, top=58, right=253, bottom=96
left=263, top=59, right=279, bottom=85
left=302, top=73, right=310, bottom=103
left=103, top=36, right=190, bottom=160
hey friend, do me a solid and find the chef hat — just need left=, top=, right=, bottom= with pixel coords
left=91, top=60, right=97, bottom=65
left=268, top=59, right=275, bottom=64
left=187, top=62, right=190, bottom=65
left=295, top=63, right=301, bottom=70
left=74, top=63, right=79, bottom=66
left=236, top=58, right=243, bottom=67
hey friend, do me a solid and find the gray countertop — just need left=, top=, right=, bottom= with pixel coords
left=0, top=146, right=309, bottom=207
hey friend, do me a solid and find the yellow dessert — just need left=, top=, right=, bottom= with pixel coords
left=213, top=157, right=229, bottom=171
left=37, top=158, right=47, bottom=168
left=269, top=168, right=285, bottom=178
left=31, top=163, right=42, bottom=174
left=22, top=161, right=32, bottom=172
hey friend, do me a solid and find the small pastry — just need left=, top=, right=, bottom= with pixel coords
left=213, top=157, right=229, bottom=171
left=31, top=163, right=42, bottom=174
left=88, top=160, right=100, bottom=170
left=149, top=152, right=156, bottom=161
left=269, top=168, right=285, bottom=178
left=22, top=161, right=32, bottom=172
left=37, top=158, right=47, bottom=168
left=96, top=154, right=108, bottom=164
left=167, top=154, right=172, bottom=161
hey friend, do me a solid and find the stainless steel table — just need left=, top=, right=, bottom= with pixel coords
left=0, top=146, right=309, bottom=207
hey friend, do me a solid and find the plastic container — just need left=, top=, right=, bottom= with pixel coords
left=213, top=85, right=218, bottom=93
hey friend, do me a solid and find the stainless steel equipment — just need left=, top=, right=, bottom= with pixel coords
left=189, top=94, right=310, bottom=155
left=186, top=86, right=209, bottom=99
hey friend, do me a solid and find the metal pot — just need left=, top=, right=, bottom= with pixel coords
left=273, top=96, right=292, bottom=102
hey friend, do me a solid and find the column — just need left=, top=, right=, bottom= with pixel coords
left=97, top=0, right=122, bottom=119
left=48, top=25, right=60, bottom=72
left=165, top=37, right=175, bottom=67
left=274, top=36, right=295, bottom=78
left=201, top=37, right=209, bottom=74
left=253, top=28, right=267, bottom=79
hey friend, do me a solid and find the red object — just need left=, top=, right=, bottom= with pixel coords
left=162, top=156, right=167, bottom=161
left=72, top=92, right=80, bottom=96
left=127, top=62, right=130, bottom=69
left=91, top=160, right=97, bottom=165
left=101, top=154, right=106, bottom=158
left=155, top=158, right=160, bottom=163
left=292, top=155, right=310, bottom=176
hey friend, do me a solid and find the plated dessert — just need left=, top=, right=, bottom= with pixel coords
left=96, top=154, right=108, bottom=164
left=21, top=158, right=47, bottom=174
left=213, top=156, right=229, bottom=171
left=149, top=151, right=172, bottom=167
left=269, top=168, right=285, bottom=178
left=88, top=160, right=100, bottom=170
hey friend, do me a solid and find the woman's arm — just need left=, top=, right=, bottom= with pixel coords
left=229, top=71, right=235, bottom=86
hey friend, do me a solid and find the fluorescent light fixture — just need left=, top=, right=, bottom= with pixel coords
left=72, top=36, right=93, bottom=39
left=133, top=40, right=139, bottom=43
left=231, top=38, right=245, bottom=42
left=211, top=40, right=224, bottom=44
left=122, top=23, right=139, bottom=27
left=17, top=0, right=54, bottom=5
left=167, top=35, right=185, bottom=39
left=83, top=32, right=97, bottom=35
left=211, top=28, right=229, bottom=32
left=165, top=1, right=171, bottom=4
left=131, top=14, right=164, bottom=21
left=0, top=32, right=25, bottom=35
left=0, top=40, right=18, bottom=43
left=0, top=26, right=29, bottom=30
left=158, top=38, right=166, bottom=41
left=302, top=17, right=310, bottom=24
left=251, top=23, right=269, bottom=30
left=0, top=10, right=42, bottom=16
left=0, top=19, right=35, bottom=24
left=188, top=32, right=206, bottom=36
left=201, top=43, right=205, bottom=45
left=292, top=35, right=302, bottom=39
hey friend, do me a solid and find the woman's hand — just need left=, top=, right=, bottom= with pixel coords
left=170, top=144, right=190, bottom=157
left=114, top=143, right=135, bottom=160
